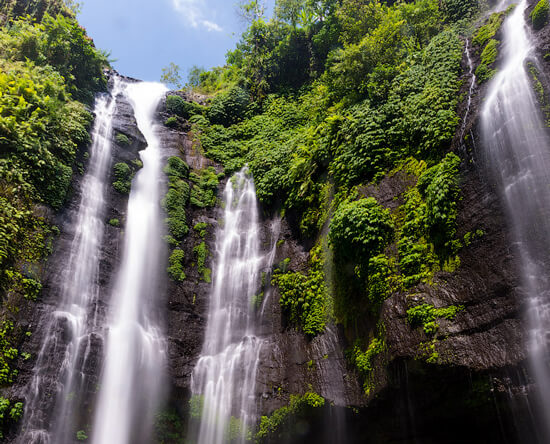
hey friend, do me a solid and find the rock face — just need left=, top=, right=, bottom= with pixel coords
left=3, top=75, right=148, bottom=442
left=6, top=21, right=547, bottom=441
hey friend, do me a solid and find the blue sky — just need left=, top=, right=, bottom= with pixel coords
left=78, top=0, right=273, bottom=83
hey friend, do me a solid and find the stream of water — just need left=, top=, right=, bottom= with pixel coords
left=191, top=168, right=273, bottom=444
left=18, top=78, right=124, bottom=444
left=91, top=81, right=168, bottom=444
left=480, top=0, right=550, bottom=439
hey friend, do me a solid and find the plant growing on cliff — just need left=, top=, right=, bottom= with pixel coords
left=189, top=167, right=219, bottom=208
left=417, top=152, right=461, bottom=256
left=163, top=157, right=191, bottom=241
left=329, top=197, right=394, bottom=268
left=273, top=245, right=327, bottom=336
left=194, top=241, right=211, bottom=283
left=353, top=336, right=386, bottom=395
left=167, top=248, right=186, bottom=282
left=407, top=303, right=463, bottom=335
left=112, top=162, right=135, bottom=194
left=532, top=0, right=549, bottom=30
left=256, top=392, right=325, bottom=443
left=166, top=95, right=204, bottom=120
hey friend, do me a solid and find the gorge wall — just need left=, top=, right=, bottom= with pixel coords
left=2, top=0, right=550, bottom=442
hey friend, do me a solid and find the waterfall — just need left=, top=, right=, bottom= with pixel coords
left=91, top=82, right=168, bottom=444
left=18, top=78, right=124, bottom=444
left=191, top=168, right=271, bottom=444
left=460, top=39, right=476, bottom=144
left=480, top=0, right=550, bottom=439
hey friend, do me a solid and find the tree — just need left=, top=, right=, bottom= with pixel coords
left=187, top=65, right=205, bottom=89
left=274, top=0, right=306, bottom=28
left=236, top=0, right=266, bottom=25
left=160, top=62, right=183, bottom=90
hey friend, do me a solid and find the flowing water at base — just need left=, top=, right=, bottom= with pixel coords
left=481, top=0, right=550, bottom=440
left=191, top=169, right=273, bottom=444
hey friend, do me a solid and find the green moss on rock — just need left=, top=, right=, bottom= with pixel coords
left=532, top=0, right=549, bottom=30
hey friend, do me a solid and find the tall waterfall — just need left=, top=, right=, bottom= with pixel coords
left=18, top=78, right=124, bottom=444
left=191, top=169, right=269, bottom=444
left=480, top=0, right=550, bottom=439
left=91, top=82, right=168, bottom=444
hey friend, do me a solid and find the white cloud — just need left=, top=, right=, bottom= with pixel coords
left=171, top=0, right=223, bottom=32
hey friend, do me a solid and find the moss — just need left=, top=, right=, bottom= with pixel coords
left=193, top=222, right=208, bottom=238
left=115, top=132, right=130, bottom=146
left=352, top=336, right=386, bottom=394
left=273, top=245, right=327, bottom=336
left=164, top=116, right=178, bottom=128
left=475, top=39, right=499, bottom=83
left=532, top=0, right=549, bottom=30
left=112, top=162, right=134, bottom=194
left=189, top=167, right=219, bottom=208
left=193, top=241, right=211, bottom=282
left=256, top=392, right=325, bottom=443
left=164, top=157, right=190, bottom=179
left=473, top=11, right=505, bottom=47
left=167, top=248, right=186, bottom=282
left=407, top=303, right=463, bottom=335
left=163, top=157, right=191, bottom=242
left=528, top=62, right=550, bottom=125
left=108, top=218, right=120, bottom=227
left=154, top=409, right=184, bottom=443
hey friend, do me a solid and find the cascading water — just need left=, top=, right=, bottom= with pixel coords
left=91, top=82, right=168, bottom=444
left=480, top=0, right=550, bottom=439
left=191, top=169, right=269, bottom=444
left=18, top=78, right=124, bottom=444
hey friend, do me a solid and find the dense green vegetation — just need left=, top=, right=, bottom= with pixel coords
left=0, top=1, right=108, bottom=433
left=256, top=392, right=325, bottom=443
left=174, top=0, right=490, bottom=394
left=532, top=0, right=549, bottom=30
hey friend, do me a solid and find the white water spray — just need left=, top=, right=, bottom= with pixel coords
left=191, top=169, right=273, bottom=444
left=481, top=1, right=550, bottom=439
left=18, top=78, right=124, bottom=444
left=91, top=82, right=168, bottom=444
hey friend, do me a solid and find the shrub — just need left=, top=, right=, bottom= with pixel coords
left=112, top=162, right=133, bottom=194
left=193, top=241, right=211, bottom=282
left=166, top=95, right=204, bottom=119
left=167, top=248, right=186, bottom=281
left=441, top=0, right=478, bottom=22
left=273, top=245, right=327, bottom=336
left=115, top=133, right=130, bottom=146
left=532, top=0, right=549, bottom=30
left=417, top=153, right=461, bottom=254
left=473, top=12, right=505, bottom=47
left=189, top=167, right=219, bottom=208
left=193, top=222, right=208, bottom=238
left=329, top=197, right=394, bottom=266
left=353, top=337, right=385, bottom=393
left=475, top=39, right=499, bottom=83
left=164, top=116, right=178, bottom=128
left=208, top=86, right=251, bottom=126
left=406, top=303, right=463, bottom=335
left=164, top=156, right=190, bottom=179
left=256, top=392, right=325, bottom=442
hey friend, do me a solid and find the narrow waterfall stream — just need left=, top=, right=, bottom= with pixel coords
left=18, top=78, right=124, bottom=444
left=481, top=0, right=550, bottom=439
left=191, top=169, right=271, bottom=444
left=91, top=82, right=168, bottom=444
